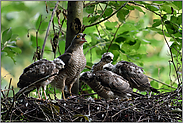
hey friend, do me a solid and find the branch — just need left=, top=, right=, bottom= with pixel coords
left=83, top=1, right=106, bottom=8
left=94, top=2, right=108, bottom=24
left=147, top=75, right=176, bottom=89
left=107, top=23, right=122, bottom=52
left=84, top=2, right=128, bottom=29
left=158, top=6, right=181, bottom=85
left=129, top=1, right=161, bottom=17
left=41, top=1, right=59, bottom=59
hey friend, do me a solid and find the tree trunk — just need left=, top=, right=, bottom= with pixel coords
left=66, top=1, right=83, bottom=95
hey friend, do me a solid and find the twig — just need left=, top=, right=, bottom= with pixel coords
left=84, top=41, right=111, bottom=56
left=4, top=73, right=58, bottom=120
left=84, top=2, right=128, bottom=29
left=6, top=78, right=12, bottom=97
left=107, top=23, right=122, bottom=52
left=129, top=1, right=161, bottom=17
left=111, top=102, right=140, bottom=118
left=36, top=102, right=51, bottom=121
left=147, top=75, right=176, bottom=89
left=93, top=2, right=108, bottom=24
left=41, top=1, right=59, bottom=59
left=158, top=6, right=181, bottom=84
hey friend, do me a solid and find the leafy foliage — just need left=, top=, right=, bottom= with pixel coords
left=1, top=27, right=22, bottom=63
left=1, top=1, right=182, bottom=97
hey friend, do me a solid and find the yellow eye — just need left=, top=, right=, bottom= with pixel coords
left=76, top=35, right=81, bottom=38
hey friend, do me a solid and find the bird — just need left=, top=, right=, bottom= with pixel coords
left=17, top=58, right=65, bottom=99
left=80, top=70, right=141, bottom=100
left=80, top=52, right=141, bottom=100
left=91, top=52, right=114, bottom=73
left=51, top=33, right=87, bottom=99
left=103, top=56, right=160, bottom=93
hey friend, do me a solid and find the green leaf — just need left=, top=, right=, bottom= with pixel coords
left=170, top=16, right=177, bottom=23
left=104, top=8, right=113, bottom=17
left=2, top=47, right=16, bottom=63
left=132, top=6, right=145, bottom=14
left=146, top=5, right=159, bottom=11
left=152, top=1, right=164, bottom=4
left=89, top=15, right=100, bottom=23
left=165, top=21, right=178, bottom=34
left=85, top=5, right=95, bottom=13
left=109, top=43, right=120, bottom=50
left=152, top=19, right=161, bottom=27
left=10, top=34, right=19, bottom=41
left=104, top=21, right=118, bottom=30
left=172, top=1, right=182, bottom=10
left=170, top=42, right=182, bottom=55
left=125, top=4, right=134, bottom=10
left=35, top=15, right=48, bottom=34
left=117, top=9, right=129, bottom=22
left=2, top=28, right=12, bottom=43
left=9, top=46, right=22, bottom=54
left=115, top=36, right=126, bottom=43
left=150, top=80, right=159, bottom=88
left=36, top=15, right=42, bottom=29
left=177, top=15, right=182, bottom=25
left=161, top=5, right=172, bottom=14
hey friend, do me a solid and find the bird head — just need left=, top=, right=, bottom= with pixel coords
left=103, top=63, right=114, bottom=71
left=72, top=33, right=87, bottom=45
left=80, top=71, right=93, bottom=83
left=101, top=52, right=114, bottom=64
left=53, top=58, right=65, bottom=70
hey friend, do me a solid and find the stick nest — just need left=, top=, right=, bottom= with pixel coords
left=1, top=89, right=182, bottom=122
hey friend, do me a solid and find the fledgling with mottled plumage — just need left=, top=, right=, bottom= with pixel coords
left=80, top=70, right=141, bottom=100
left=91, top=52, right=114, bottom=73
left=104, top=56, right=159, bottom=93
left=80, top=52, right=142, bottom=100
left=17, top=58, right=65, bottom=99
left=51, top=33, right=87, bottom=99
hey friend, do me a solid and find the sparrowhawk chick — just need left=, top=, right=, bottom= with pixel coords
left=51, top=33, right=87, bottom=99
left=104, top=57, right=159, bottom=93
left=91, top=52, right=114, bottom=73
left=80, top=52, right=141, bottom=100
left=17, top=58, right=65, bottom=99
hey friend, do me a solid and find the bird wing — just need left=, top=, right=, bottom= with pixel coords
left=95, top=70, right=133, bottom=96
left=17, top=59, right=56, bottom=89
left=57, top=53, right=72, bottom=68
left=116, top=61, right=159, bottom=93
left=116, top=61, right=149, bottom=87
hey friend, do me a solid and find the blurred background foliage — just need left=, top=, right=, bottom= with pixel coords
left=1, top=1, right=182, bottom=99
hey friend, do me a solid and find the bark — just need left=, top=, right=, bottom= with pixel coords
left=66, top=1, right=83, bottom=95
left=66, top=1, right=83, bottom=49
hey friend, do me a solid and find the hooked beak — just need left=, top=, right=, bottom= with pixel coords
left=81, top=34, right=87, bottom=43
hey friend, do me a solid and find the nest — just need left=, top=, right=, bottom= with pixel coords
left=1, top=88, right=182, bottom=122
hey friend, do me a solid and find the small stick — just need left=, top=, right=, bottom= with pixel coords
left=6, top=78, right=12, bottom=97
left=41, top=1, right=59, bottom=59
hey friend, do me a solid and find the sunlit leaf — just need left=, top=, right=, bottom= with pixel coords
left=2, top=27, right=12, bottom=43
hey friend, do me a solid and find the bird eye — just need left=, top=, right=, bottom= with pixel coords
left=76, top=35, right=81, bottom=39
